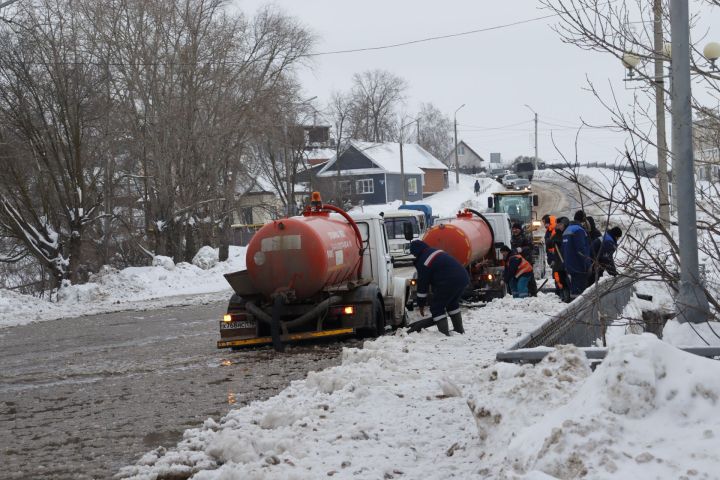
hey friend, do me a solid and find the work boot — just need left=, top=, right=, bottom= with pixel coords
left=436, top=317, right=450, bottom=336
left=449, top=312, right=465, bottom=334
left=407, top=317, right=435, bottom=333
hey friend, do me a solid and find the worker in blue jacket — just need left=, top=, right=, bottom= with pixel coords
left=407, top=240, right=470, bottom=335
left=590, top=226, right=622, bottom=283
left=561, top=210, right=592, bottom=295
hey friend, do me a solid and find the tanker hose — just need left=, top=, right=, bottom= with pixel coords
left=270, top=296, right=285, bottom=352
left=282, top=295, right=343, bottom=331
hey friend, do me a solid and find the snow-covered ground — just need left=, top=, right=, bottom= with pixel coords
left=352, top=174, right=502, bottom=219
left=0, top=246, right=246, bottom=328
left=118, top=294, right=720, bottom=479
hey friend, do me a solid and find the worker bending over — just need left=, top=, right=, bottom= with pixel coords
left=407, top=240, right=470, bottom=335
left=501, top=244, right=534, bottom=298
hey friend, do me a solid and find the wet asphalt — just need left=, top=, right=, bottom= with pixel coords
left=0, top=300, right=353, bottom=479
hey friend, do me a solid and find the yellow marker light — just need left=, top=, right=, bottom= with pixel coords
left=223, top=314, right=232, bottom=323
left=487, top=274, right=494, bottom=281
left=343, top=306, right=355, bottom=315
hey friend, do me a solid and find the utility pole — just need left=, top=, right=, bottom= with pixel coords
left=416, top=118, right=421, bottom=145
left=454, top=104, right=465, bottom=184
left=533, top=112, right=538, bottom=168
left=400, top=140, right=406, bottom=205
left=524, top=104, right=538, bottom=168
left=670, top=0, right=709, bottom=323
left=399, top=118, right=418, bottom=205
left=654, top=0, right=671, bottom=227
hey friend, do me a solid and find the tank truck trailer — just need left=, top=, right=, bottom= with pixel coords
left=217, top=192, right=414, bottom=352
left=420, top=208, right=512, bottom=302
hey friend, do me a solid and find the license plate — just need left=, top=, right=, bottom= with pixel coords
left=220, top=320, right=254, bottom=330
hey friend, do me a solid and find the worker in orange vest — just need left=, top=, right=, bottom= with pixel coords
left=500, top=245, right=534, bottom=298
left=542, top=214, right=557, bottom=265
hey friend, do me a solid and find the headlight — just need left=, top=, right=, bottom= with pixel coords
left=223, top=314, right=232, bottom=323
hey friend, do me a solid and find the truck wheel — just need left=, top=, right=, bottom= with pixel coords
left=360, top=299, right=385, bottom=338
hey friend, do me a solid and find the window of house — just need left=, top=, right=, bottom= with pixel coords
left=356, top=178, right=374, bottom=194
left=407, top=178, right=418, bottom=195
left=241, top=206, right=253, bottom=225
left=338, top=180, right=352, bottom=196
left=458, top=145, right=465, bottom=155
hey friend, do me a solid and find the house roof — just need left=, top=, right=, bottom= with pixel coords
left=446, top=140, right=484, bottom=161
left=458, top=140, right=484, bottom=161
left=317, top=140, right=447, bottom=177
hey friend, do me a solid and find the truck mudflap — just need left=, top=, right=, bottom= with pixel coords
left=217, top=327, right=355, bottom=349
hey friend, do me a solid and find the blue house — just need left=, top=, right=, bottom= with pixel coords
left=314, top=141, right=448, bottom=206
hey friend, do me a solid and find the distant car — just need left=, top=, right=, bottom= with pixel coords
left=513, top=179, right=531, bottom=190
left=475, top=171, right=487, bottom=178
left=503, top=173, right=519, bottom=188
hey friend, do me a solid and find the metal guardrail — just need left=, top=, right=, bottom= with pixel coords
left=506, top=275, right=636, bottom=350
left=497, top=274, right=720, bottom=363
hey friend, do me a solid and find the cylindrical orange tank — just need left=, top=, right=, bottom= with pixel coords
left=423, top=211, right=494, bottom=266
left=246, top=214, right=361, bottom=299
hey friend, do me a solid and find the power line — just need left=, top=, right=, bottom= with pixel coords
left=303, top=14, right=558, bottom=57
left=457, top=120, right=532, bottom=130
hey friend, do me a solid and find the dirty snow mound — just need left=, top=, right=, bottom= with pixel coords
left=192, top=246, right=219, bottom=270
left=504, top=334, right=720, bottom=479
left=152, top=255, right=175, bottom=271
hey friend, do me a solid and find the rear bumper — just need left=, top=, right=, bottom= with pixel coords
left=217, top=327, right=355, bottom=349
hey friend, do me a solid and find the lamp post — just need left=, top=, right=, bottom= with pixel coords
left=670, top=0, right=709, bottom=323
left=453, top=104, right=465, bottom=184
left=524, top=104, right=538, bottom=169
left=399, top=118, right=419, bottom=205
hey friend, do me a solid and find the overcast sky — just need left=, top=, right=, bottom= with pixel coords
left=235, top=0, right=719, bottom=166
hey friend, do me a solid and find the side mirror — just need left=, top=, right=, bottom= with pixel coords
left=533, top=195, right=539, bottom=207
left=403, top=222, right=414, bottom=241
left=487, top=198, right=494, bottom=209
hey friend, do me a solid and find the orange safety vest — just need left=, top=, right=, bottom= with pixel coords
left=511, top=254, right=533, bottom=278
left=546, top=216, right=557, bottom=253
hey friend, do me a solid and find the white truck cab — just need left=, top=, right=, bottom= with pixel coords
left=380, top=210, right=427, bottom=262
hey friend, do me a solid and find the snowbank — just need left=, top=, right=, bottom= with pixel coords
left=504, top=334, right=720, bottom=478
left=0, top=246, right=246, bottom=328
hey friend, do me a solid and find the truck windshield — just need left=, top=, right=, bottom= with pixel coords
left=385, top=217, right=419, bottom=239
left=495, top=195, right=532, bottom=225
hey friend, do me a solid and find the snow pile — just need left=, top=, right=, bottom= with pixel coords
left=152, top=255, right=176, bottom=271
left=505, top=334, right=720, bottom=479
left=192, top=246, right=219, bottom=270
left=663, top=319, right=720, bottom=347
left=0, top=246, right=247, bottom=328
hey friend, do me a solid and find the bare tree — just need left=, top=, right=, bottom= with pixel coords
left=417, top=102, right=453, bottom=160
left=0, top=0, right=109, bottom=286
left=348, top=69, right=407, bottom=142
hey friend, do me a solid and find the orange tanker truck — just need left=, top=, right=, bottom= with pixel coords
left=422, top=208, right=512, bottom=301
left=218, top=193, right=413, bottom=351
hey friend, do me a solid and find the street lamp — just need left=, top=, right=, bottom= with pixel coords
left=399, top=118, right=419, bottom=205
left=524, top=104, right=538, bottom=169
left=453, top=104, right=465, bottom=185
